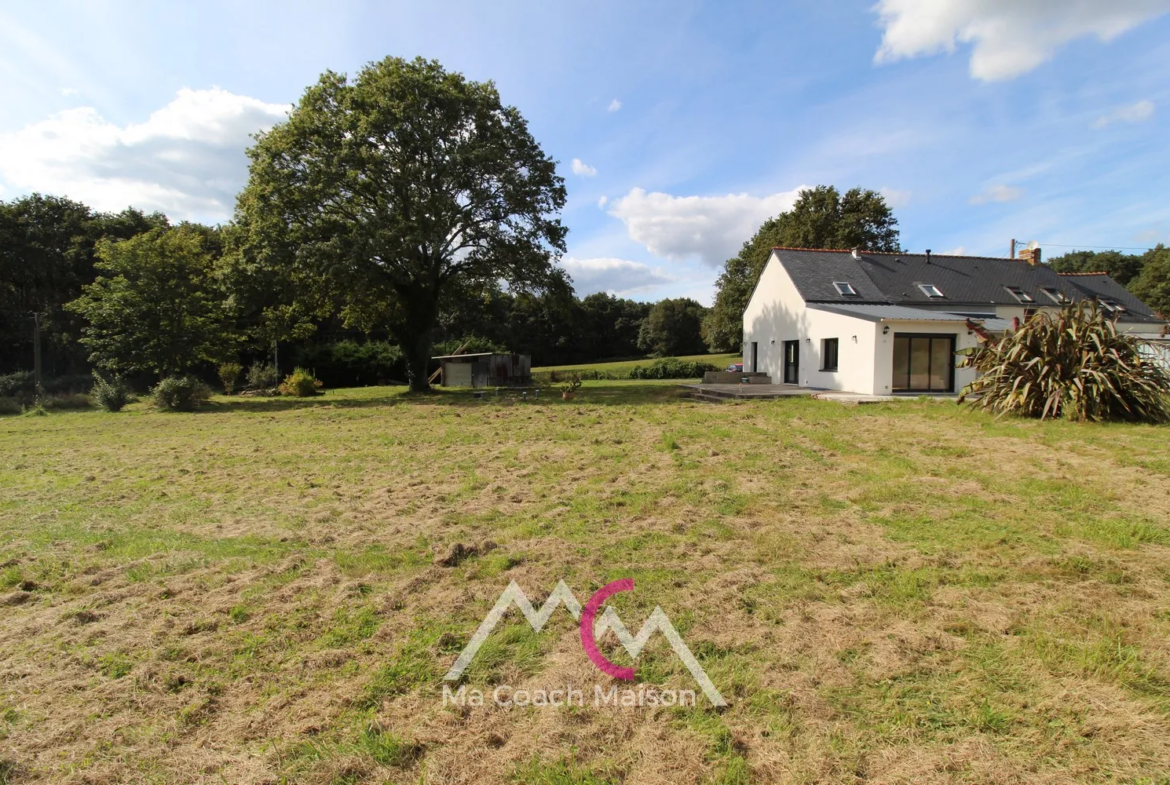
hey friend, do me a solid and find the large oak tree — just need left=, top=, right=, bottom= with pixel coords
left=231, top=57, right=567, bottom=391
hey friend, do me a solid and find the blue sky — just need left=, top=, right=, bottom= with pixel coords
left=2, top=0, right=1169, bottom=304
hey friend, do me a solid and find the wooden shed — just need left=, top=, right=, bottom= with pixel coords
left=433, top=353, right=532, bottom=388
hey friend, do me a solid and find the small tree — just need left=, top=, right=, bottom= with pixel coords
left=67, top=226, right=234, bottom=379
left=218, top=362, right=243, bottom=395
left=958, top=303, right=1170, bottom=422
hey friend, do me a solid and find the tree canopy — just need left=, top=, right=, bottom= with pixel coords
left=1130, top=244, right=1170, bottom=319
left=230, top=56, right=567, bottom=391
left=67, top=226, right=232, bottom=378
left=702, top=186, right=901, bottom=352
left=1046, top=249, right=1145, bottom=287
left=638, top=298, right=708, bottom=357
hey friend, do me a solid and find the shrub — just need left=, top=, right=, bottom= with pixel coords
left=152, top=376, right=212, bottom=411
left=289, top=341, right=404, bottom=387
left=958, top=303, right=1170, bottom=422
left=277, top=367, right=323, bottom=397
left=246, top=362, right=278, bottom=391
left=218, top=362, right=243, bottom=395
left=42, top=393, right=92, bottom=410
left=0, top=371, right=34, bottom=398
left=628, top=358, right=719, bottom=380
left=0, top=398, right=20, bottom=416
left=92, top=374, right=131, bottom=412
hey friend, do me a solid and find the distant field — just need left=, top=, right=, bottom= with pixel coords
left=533, top=352, right=739, bottom=376
left=2, top=384, right=1170, bottom=783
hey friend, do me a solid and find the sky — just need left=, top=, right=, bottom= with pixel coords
left=2, top=0, right=1169, bottom=305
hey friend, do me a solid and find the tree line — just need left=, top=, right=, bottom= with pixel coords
left=3, top=57, right=1165, bottom=394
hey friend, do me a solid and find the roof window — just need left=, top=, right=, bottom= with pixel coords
left=1040, top=287, right=1067, bottom=304
left=1004, top=286, right=1035, bottom=303
left=833, top=281, right=859, bottom=296
left=1099, top=298, right=1127, bottom=313
left=917, top=284, right=945, bottom=298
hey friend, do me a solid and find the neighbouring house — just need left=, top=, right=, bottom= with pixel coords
left=742, top=246, right=1168, bottom=396
left=434, top=352, right=532, bottom=388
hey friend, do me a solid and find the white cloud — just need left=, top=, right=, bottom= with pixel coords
left=1093, top=99, right=1155, bottom=128
left=970, top=184, right=1024, bottom=204
left=607, top=99, right=622, bottom=112
left=607, top=186, right=807, bottom=266
left=879, top=187, right=911, bottom=209
left=60, top=87, right=79, bottom=97
left=873, top=0, right=1170, bottom=81
left=559, top=256, right=674, bottom=296
left=597, top=195, right=608, bottom=208
left=0, top=87, right=288, bottom=220
left=942, top=246, right=967, bottom=256
left=571, top=158, right=598, bottom=177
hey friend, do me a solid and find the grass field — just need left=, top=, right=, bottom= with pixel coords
left=2, top=382, right=1170, bottom=784
left=532, top=353, right=739, bottom=376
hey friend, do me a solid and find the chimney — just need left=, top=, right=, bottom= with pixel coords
left=1018, top=245, right=1042, bottom=265
left=925, top=249, right=932, bottom=264
left=851, top=247, right=861, bottom=259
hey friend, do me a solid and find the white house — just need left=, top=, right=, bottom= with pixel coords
left=743, top=247, right=1168, bottom=396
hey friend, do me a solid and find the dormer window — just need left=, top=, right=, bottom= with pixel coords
left=1004, top=286, right=1035, bottom=303
left=1040, top=287, right=1067, bottom=304
left=917, top=284, right=945, bottom=298
left=833, top=281, right=859, bottom=296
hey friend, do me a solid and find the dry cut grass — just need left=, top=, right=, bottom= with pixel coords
left=1, top=381, right=1170, bottom=784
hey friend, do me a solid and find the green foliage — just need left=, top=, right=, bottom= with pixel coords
left=217, top=362, right=243, bottom=395
left=560, top=373, right=582, bottom=394
left=245, top=361, right=278, bottom=391
left=1047, top=249, right=1145, bottom=287
left=0, top=398, right=20, bottom=416
left=66, top=225, right=235, bottom=378
left=41, top=393, right=92, bottom=410
left=152, top=376, right=212, bottom=412
left=638, top=298, right=708, bottom=357
left=0, top=372, right=33, bottom=398
left=290, top=341, right=403, bottom=387
left=704, top=185, right=901, bottom=352
left=1129, top=244, right=1170, bottom=319
left=232, top=56, right=567, bottom=392
left=958, top=303, right=1170, bottom=422
left=277, top=367, right=323, bottom=397
left=91, top=374, right=130, bottom=412
left=628, top=358, right=719, bottom=379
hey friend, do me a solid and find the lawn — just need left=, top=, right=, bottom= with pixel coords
left=2, top=383, right=1170, bottom=784
left=532, top=353, right=739, bottom=377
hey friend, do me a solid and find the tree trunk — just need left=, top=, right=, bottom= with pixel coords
left=402, top=331, right=433, bottom=393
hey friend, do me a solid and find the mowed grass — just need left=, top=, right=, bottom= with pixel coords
left=532, top=352, right=739, bottom=376
left=1, top=382, right=1170, bottom=783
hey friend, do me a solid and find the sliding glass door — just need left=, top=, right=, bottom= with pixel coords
left=892, top=334, right=954, bottom=392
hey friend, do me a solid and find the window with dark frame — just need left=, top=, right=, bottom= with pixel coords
left=822, top=338, right=839, bottom=372
left=1040, top=287, right=1067, bottom=304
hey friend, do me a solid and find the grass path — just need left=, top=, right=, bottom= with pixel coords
left=1, top=383, right=1169, bottom=783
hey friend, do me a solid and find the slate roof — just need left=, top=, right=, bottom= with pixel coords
left=771, top=248, right=1163, bottom=324
left=807, top=303, right=1012, bottom=331
left=1058, top=273, right=1163, bottom=323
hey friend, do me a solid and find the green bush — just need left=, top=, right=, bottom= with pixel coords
left=277, top=367, right=323, bottom=397
left=218, top=362, right=243, bottom=395
left=245, top=362, right=278, bottom=391
left=628, top=358, right=719, bottom=380
left=92, top=375, right=131, bottom=412
left=42, top=393, right=92, bottom=410
left=290, top=341, right=404, bottom=387
left=959, top=303, right=1170, bottom=422
left=0, top=398, right=20, bottom=416
left=0, top=372, right=34, bottom=398
left=152, top=376, right=212, bottom=411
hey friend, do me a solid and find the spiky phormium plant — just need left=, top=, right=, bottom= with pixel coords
left=958, top=302, right=1170, bottom=422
